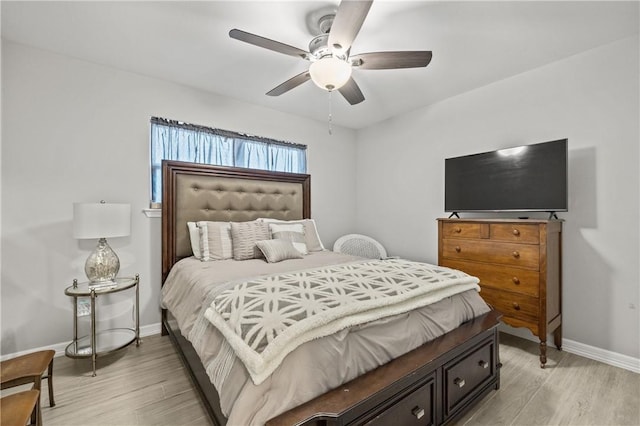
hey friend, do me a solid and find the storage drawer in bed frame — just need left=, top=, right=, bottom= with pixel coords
left=360, top=374, right=436, bottom=426
left=443, top=336, right=496, bottom=420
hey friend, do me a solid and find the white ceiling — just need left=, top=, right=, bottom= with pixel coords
left=2, top=1, right=638, bottom=129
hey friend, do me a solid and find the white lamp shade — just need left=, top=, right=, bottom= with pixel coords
left=309, top=57, right=352, bottom=91
left=73, top=203, right=131, bottom=239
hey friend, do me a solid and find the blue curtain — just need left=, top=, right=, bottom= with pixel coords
left=270, top=142, right=307, bottom=172
left=235, top=139, right=270, bottom=170
left=150, top=122, right=307, bottom=203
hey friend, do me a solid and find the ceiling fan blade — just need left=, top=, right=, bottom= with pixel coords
left=338, top=77, right=365, bottom=105
left=266, top=71, right=312, bottom=96
left=229, top=29, right=310, bottom=60
left=328, top=0, right=373, bottom=55
left=351, top=51, right=433, bottom=69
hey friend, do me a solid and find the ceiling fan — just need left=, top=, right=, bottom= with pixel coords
left=229, top=0, right=432, bottom=105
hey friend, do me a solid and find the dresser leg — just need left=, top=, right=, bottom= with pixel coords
left=553, top=325, right=562, bottom=350
left=539, top=341, right=547, bottom=368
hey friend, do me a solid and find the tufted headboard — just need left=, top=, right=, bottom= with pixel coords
left=161, top=160, right=311, bottom=283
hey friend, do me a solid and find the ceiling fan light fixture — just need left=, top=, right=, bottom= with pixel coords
left=309, top=56, right=352, bottom=91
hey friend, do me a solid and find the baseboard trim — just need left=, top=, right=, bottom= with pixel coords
left=562, top=338, right=640, bottom=374
left=0, top=322, right=162, bottom=361
left=498, top=325, right=639, bottom=374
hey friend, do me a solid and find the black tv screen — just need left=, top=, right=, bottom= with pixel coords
left=445, top=139, right=568, bottom=213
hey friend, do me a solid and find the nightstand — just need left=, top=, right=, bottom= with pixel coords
left=64, top=275, right=140, bottom=376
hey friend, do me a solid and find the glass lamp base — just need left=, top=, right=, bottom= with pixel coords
left=85, top=238, right=120, bottom=283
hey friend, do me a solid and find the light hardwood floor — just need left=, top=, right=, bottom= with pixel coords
left=8, top=333, right=639, bottom=425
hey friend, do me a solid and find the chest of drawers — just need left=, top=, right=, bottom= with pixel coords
left=438, top=218, right=562, bottom=367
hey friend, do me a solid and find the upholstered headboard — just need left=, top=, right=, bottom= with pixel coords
left=161, top=160, right=311, bottom=282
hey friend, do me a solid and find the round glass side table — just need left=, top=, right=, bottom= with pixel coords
left=64, top=275, right=140, bottom=376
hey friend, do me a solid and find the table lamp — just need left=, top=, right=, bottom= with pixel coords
left=73, top=201, right=131, bottom=284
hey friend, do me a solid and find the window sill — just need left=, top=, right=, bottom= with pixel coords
left=143, top=209, right=161, bottom=218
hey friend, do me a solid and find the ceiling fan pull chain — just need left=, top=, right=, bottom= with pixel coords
left=328, top=90, right=333, bottom=135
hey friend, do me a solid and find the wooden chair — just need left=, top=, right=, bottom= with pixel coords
left=1, top=350, right=55, bottom=426
left=0, top=389, right=40, bottom=426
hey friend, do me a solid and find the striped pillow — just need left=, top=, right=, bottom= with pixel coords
left=197, top=221, right=233, bottom=261
left=187, top=222, right=202, bottom=259
left=255, top=239, right=303, bottom=263
left=258, top=218, right=325, bottom=252
left=231, top=221, right=270, bottom=260
left=269, top=223, right=308, bottom=255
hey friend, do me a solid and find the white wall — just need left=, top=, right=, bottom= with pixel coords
left=355, top=36, right=639, bottom=359
left=0, top=40, right=358, bottom=354
left=2, top=34, right=638, bottom=363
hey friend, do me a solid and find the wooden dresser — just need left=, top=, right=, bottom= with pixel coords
left=438, top=218, right=562, bottom=367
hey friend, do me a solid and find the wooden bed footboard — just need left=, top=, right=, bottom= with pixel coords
left=163, top=308, right=501, bottom=426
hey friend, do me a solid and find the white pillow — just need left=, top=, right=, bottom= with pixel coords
left=269, top=223, right=308, bottom=255
left=258, top=218, right=325, bottom=252
left=187, top=222, right=202, bottom=259
left=256, top=239, right=303, bottom=263
left=197, top=221, right=233, bottom=261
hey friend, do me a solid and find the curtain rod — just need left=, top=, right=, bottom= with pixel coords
left=151, top=117, right=307, bottom=150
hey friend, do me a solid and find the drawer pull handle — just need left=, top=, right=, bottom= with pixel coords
left=454, top=227, right=462, bottom=233
left=455, top=246, right=461, bottom=253
left=453, top=377, right=466, bottom=388
left=512, top=277, right=520, bottom=285
left=513, top=302, right=521, bottom=310
left=412, top=406, right=425, bottom=420
left=478, top=360, right=489, bottom=369
left=513, top=229, right=520, bottom=236
left=512, top=251, right=520, bottom=258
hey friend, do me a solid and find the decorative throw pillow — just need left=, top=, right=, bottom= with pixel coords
left=187, top=222, right=202, bottom=259
left=269, top=223, right=308, bottom=255
left=255, top=239, right=303, bottom=263
left=197, top=221, right=233, bottom=261
left=258, top=218, right=325, bottom=252
left=230, top=221, right=270, bottom=260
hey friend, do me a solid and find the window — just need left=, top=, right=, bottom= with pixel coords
left=150, top=117, right=307, bottom=204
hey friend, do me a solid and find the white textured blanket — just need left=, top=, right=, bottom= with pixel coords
left=203, top=258, right=480, bottom=385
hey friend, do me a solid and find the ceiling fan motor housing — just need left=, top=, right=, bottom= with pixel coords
left=309, top=34, right=331, bottom=59
left=309, top=14, right=338, bottom=60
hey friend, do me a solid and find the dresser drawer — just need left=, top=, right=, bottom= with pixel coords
left=443, top=338, right=495, bottom=418
left=362, top=377, right=435, bottom=426
left=441, top=239, right=540, bottom=269
left=479, top=287, right=539, bottom=322
left=441, top=260, right=540, bottom=297
left=490, top=223, right=539, bottom=244
left=441, top=222, right=483, bottom=239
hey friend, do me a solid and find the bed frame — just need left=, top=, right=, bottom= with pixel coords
left=161, top=160, right=502, bottom=426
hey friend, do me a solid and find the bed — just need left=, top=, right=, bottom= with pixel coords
left=160, top=160, right=502, bottom=426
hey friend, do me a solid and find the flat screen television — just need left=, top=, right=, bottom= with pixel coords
left=445, top=139, right=567, bottom=214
